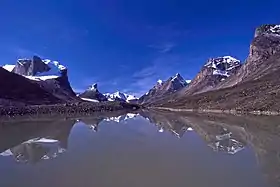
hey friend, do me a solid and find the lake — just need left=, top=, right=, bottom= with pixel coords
left=0, top=110, right=279, bottom=187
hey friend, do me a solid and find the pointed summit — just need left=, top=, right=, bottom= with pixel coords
left=79, top=83, right=107, bottom=102
left=89, top=83, right=98, bottom=91
left=138, top=73, right=189, bottom=104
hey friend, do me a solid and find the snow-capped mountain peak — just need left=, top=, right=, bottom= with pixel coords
left=171, top=73, right=188, bottom=87
left=2, top=56, right=67, bottom=81
left=104, top=91, right=138, bottom=103
left=89, top=83, right=98, bottom=91
left=205, top=56, right=241, bottom=77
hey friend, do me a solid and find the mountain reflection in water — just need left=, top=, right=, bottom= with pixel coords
left=0, top=111, right=279, bottom=187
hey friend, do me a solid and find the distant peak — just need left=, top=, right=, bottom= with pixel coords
left=33, top=55, right=42, bottom=61
left=89, top=83, right=98, bottom=90
left=172, top=73, right=184, bottom=81
left=171, top=73, right=188, bottom=86
left=205, top=56, right=241, bottom=67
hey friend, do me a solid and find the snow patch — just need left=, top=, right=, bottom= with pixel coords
left=269, top=25, right=280, bottom=34
left=43, top=59, right=66, bottom=71
left=125, top=94, right=138, bottom=101
left=33, top=138, right=59, bottom=143
left=2, top=64, right=15, bottom=72
left=157, top=79, right=163, bottom=85
left=81, top=98, right=100, bottom=103
left=187, top=127, right=193, bottom=131
left=25, top=75, right=59, bottom=81
left=24, top=138, right=59, bottom=144
left=213, top=70, right=230, bottom=77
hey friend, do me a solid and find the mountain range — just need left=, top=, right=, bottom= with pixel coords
left=1, top=24, right=280, bottom=114
left=78, top=83, right=139, bottom=103
left=0, top=56, right=138, bottom=109
left=138, top=73, right=191, bottom=104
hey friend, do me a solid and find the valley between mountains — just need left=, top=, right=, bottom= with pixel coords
left=1, top=24, right=280, bottom=116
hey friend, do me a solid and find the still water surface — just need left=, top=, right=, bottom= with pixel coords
left=0, top=111, right=279, bottom=187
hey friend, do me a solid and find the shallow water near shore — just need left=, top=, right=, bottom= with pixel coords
left=0, top=111, right=279, bottom=187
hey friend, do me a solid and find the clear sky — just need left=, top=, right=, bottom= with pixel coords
left=0, top=0, right=279, bottom=96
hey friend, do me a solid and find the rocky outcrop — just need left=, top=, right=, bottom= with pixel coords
left=139, top=73, right=188, bottom=104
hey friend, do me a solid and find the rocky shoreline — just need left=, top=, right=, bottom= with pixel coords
left=0, top=101, right=140, bottom=118
left=153, top=107, right=280, bottom=116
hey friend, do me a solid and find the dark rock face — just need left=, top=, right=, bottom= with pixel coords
left=79, top=84, right=108, bottom=102
left=35, top=75, right=78, bottom=102
left=0, top=68, right=62, bottom=106
left=138, top=73, right=188, bottom=104
left=13, top=56, right=51, bottom=76
left=181, top=56, right=241, bottom=95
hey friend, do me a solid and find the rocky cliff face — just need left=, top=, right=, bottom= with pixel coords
left=139, top=73, right=188, bottom=104
left=12, top=56, right=51, bottom=76
left=35, top=69, right=78, bottom=101
left=218, top=24, right=280, bottom=89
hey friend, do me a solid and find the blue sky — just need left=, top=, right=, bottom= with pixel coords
left=0, top=0, right=279, bottom=96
